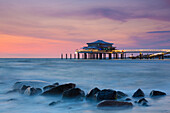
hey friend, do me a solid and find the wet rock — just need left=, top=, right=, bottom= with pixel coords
left=97, top=100, right=133, bottom=108
left=24, top=87, right=42, bottom=96
left=6, top=89, right=18, bottom=94
left=117, top=91, right=128, bottom=99
left=42, top=83, right=76, bottom=96
left=19, top=85, right=30, bottom=94
left=36, top=88, right=42, bottom=94
left=125, top=98, right=131, bottom=101
left=53, top=82, right=59, bottom=86
left=43, top=85, right=56, bottom=92
left=13, top=80, right=49, bottom=90
left=86, top=87, right=100, bottom=101
left=62, top=88, right=85, bottom=100
left=96, top=89, right=117, bottom=101
left=132, top=89, right=145, bottom=98
left=49, top=101, right=61, bottom=106
left=7, top=98, right=17, bottom=101
left=138, top=98, right=149, bottom=106
left=150, top=90, right=166, bottom=97
left=138, top=98, right=148, bottom=103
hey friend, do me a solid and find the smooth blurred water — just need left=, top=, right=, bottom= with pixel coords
left=0, top=58, right=170, bottom=113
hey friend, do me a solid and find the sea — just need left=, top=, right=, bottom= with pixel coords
left=0, top=58, right=170, bottom=113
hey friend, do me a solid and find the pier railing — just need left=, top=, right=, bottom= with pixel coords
left=76, top=49, right=170, bottom=53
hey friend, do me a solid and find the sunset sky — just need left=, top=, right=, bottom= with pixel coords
left=0, top=0, right=170, bottom=58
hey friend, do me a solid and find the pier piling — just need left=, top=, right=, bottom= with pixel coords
left=99, top=53, right=102, bottom=59
left=74, top=54, right=76, bottom=59
left=70, top=54, right=72, bottom=59
left=77, top=53, right=80, bottom=59
left=61, top=54, right=63, bottom=59
left=66, top=54, right=67, bottom=59
left=109, top=53, right=112, bottom=59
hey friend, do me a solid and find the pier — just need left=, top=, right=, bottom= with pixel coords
left=61, top=40, right=170, bottom=59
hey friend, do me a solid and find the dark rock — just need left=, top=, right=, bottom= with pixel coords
left=137, top=98, right=149, bottom=106
left=150, top=90, right=166, bottom=97
left=53, top=82, right=59, bottom=86
left=132, top=89, right=145, bottom=97
left=43, top=85, right=56, bottom=92
left=7, top=98, right=17, bottom=101
left=86, top=87, right=100, bottom=101
left=19, top=85, right=30, bottom=94
left=96, top=89, right=117, bottom=101
left=117, top=91, right=128, bottom=99
left=42, top=83, right=76, bottom=96
left=125, top=98, right=131, bottom=101
left=24, top=87, right=42, bottom=96
left=35, top=88, right=42, bottom=94
left=138, top=98, right=148, bottom=104
left=62, top=88, right=85, bottom=100
left=6, top=89, right=18, bottom=94
left=135, top=98, right=149, bottom=106
left=97, top=100, right=133, bottom=108
left=13, top=80, right=49, bottom=90
left=49, top=101, right=61, bottom=106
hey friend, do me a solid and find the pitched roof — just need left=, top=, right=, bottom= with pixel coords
left=87, top=40, right=113, bottom=45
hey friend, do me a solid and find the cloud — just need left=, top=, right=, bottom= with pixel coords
left=129, top=34, right=170, bottom=49
left=147, top=31, right=170, bottom=33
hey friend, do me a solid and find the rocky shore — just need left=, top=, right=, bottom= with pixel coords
left=8, top=80, right=167, bottom=109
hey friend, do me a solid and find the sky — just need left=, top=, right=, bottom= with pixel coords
left=0, top=0, right=170, bottom=58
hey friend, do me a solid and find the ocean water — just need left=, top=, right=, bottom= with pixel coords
left=0, top=58, right=170, bottom=113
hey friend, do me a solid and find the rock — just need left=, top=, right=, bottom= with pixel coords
left=13, top=80, right=49, bottom=90
left=7, top=98, right=17, bottom=101
left=150, top=90, right=166, bottom=97
left=86, top=87, right=100, bottom=101
left=53, top=82, right=59, bottom=86
left=138, top=98, right=148, bottom=104
left=42, top=83, right=76, bottom=96
left=117, top=91, right=128, bottom=99
left=96, top=89, right=117, bottom=101
left=132, top=89, right=145, bottom=97
left=138, top=98, right=149, bottom=106
left=6, top=89, right=18, bottom=94
left=43, top=85, right=56, bottom=92
left=97, top=100, right=133, bottom=108
left=24, top=87, right=42, bottom=96
left=62, top=88, right=85, bottom=100
left=49, top=101, right=61, bottom=106
left=19, top=85, right=30, bottom=94
left=125, top=98, right=131, bottom=101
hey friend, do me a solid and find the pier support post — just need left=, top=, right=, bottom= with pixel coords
left=74, top=54, right=76, bottom=59
left=140, top=52, right=143, bottom=59
left=92, top=53, right=95, bottom=59
left=147, top=54, right=149, bottom=59
left=109, top=53, right=112, bottom=59
left=121, top=53, right=123, bottom=59
left=116, top=53, right=118, bottom=59
left=84, top=53, right=87, bottom=59
left=77, top=53, right=80, bottom=59
left=99, top=53, right=102, bottom=59
left=96, top=53, right=98, bottom=59
left=66, top=54, right=67, bottom=59
left=103, top=53, right=106, bottom=59
left=70, top=54, right=72, bottom=59
left=162, top=53, right=164, bottom=59
left=61, top=54, right=63, bottom=59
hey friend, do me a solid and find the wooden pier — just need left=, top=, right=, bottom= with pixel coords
left=60, top=40, right=170, bottom=60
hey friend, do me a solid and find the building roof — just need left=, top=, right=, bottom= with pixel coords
left=87, top=40, right=113, bottom=45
